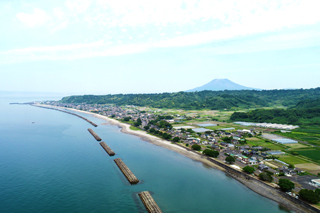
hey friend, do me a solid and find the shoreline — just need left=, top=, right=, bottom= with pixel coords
left=61, top=106, right=226, bottom=172
left=35, top=104, right=319, bottom=213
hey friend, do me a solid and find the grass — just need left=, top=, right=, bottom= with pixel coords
left=245, top=139, right=285, bottom=150
left=296, top=150, right=320, bottom=161
left=285, top=143, right=310, bottom=149
left=130, top=126, right=142, bottom=131
left=275, top=131, right=320, bottom=146
left=278, top=154, right=310, bottom=165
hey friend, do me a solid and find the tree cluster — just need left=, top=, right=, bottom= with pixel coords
left=203, top=149, right=219, bottom=158
left=258, top=172, right=273, bottom=182
left=191, top=144, right=201, bottom=151
left=299, top=189, right=320, bottom=204
left=59, top=88, right=320, bottom=110
left=278, top=178, right=295, bottom=191
left=243, top=166, right=255, bottom=174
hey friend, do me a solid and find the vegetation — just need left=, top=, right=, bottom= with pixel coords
left=231, top=98, right=320, bottom=126
left=203, top=149, right=219, bottom=158
left=278, top=178, right=295, bottom=191
left=243, top=166, right=255, bottom=174
left=295, top=150, right=320, bottom=161
left=60, top=88, right=320, bottom=110
left=191, top=144, right=201, bottom=151
left=299, top=189, right=320, bottom=204
left=221, top=136, right=232, bottom=143
left=172, top=137, right=180, bottom=142
left=259, top=172, right=274, bottom=182
left=226, top=156, right=235, bottom=164
left=130, top=126, right=141, bottom=131
left=134, top=118, right=142, bottom=127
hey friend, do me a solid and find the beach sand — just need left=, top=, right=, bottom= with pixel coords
left=66, top=107, right=225, bottom=171
left=34, top=104, right=318, bottom=213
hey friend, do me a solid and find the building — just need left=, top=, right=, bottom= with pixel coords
left=311, top=179, right=320, bottom=187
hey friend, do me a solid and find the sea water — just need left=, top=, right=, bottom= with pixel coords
left=0, top=97, right=288, bottom=213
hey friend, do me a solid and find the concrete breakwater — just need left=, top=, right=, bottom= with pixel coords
left=138, top=191, right=162, bottom=213
left=32, top=104, right=98, bottom=127
left=88, top=128, right=102, bottom=141
left=99, top=142, right=115, bottom=156
left=114, top=158, right=139, bottom=184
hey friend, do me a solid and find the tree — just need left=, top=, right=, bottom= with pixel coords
left=162, top=133, right=172, bottom=140
left=144, top=126, right=150, bottom=131
left=149, top=128, right=156, bottom=133
left=299, top=189, right=320, bottom=204
left=203, top=149, right=219, bottom=158
left=187, top=128, right=194, bottom=133
left=226, top=156, right=235, bottom=164
left=222, top=136, right=232, bottom=143
left=288, top=164, right=295, bottom=169
left=123, top=117, right=131, bottom=121
left=278, top=178, right=295, bottom=191
left=192, top=144, right=201, bottom=151
left=134, top=118, right=142, bottom=127
left=243, top=166, right=255, bottom=174
left=259, top=172, right=274, bottom=182
left=172, top=137, right=180, bottom=142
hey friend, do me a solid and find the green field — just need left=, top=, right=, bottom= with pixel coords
left=285, top=143, right=310, bottom=149
left=296, top=150, right=320, bottom=161
left=276, top=131, right=320, bottom=146
left=278, top=154, right=310, bottom=165
left=245, top=139, right=285, bottom=150
left=130, top=126, right=142, bottom=131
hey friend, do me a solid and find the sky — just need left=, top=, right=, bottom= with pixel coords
left=1, top=0, right=320, bottom=95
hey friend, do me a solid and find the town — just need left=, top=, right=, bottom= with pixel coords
left=45, top=101, right=320, bottom=206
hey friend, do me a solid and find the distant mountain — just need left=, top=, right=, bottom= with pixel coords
left=186, top=79, right=259, bottom=92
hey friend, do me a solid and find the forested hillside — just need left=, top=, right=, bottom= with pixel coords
left=230, top=97, right=320, bottom=126
left=60, top=88, right=320, bottom=110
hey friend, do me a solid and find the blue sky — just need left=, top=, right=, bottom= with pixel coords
left=1, top=0, right=320, bottom=94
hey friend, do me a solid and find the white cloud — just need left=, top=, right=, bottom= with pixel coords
left=16, top=8, right=49, bottom=27
left=65, top=0, right=91, bottom=13
left=6, top=0, right=320, bottom=63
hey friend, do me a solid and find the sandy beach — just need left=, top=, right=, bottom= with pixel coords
left=62, top=107, right=225, bottom=172
left=34, top=104, right=320, bottom=213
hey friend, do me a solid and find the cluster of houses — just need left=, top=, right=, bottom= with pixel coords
left=46, top=102, right=305, bottom=179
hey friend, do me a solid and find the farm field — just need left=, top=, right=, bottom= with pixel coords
left=285, top=143, right=310, bottom=149
left=278, top=154, right=310, bottom=165
left=295, top=163, right=320, bottom=174
left=296, top=150, right=320, bottom=161
left=245, top=139, right=285, bottom=150
left=275, top=131, right=320, bottom=146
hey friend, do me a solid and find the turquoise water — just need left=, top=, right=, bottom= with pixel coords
left=0, top=97, right=287, bottom=213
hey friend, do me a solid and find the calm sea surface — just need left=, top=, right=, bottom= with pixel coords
left=0, top=97, right=288, bottom=213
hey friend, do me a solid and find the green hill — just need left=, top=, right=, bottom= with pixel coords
left=60, top=88, right=320, bottom=110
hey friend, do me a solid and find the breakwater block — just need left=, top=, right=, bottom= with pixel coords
left=99, top=142, right=115, bottom=156
left=32, top=105, right=98, bottom=127
left=114, top=158, right=139, bottom=184
left=88, top=128, right=102, bottom=141
left=138, top=191, right=162, bottom=213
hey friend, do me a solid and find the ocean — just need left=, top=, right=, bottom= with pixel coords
left=0, top=97, right=288, bottom=213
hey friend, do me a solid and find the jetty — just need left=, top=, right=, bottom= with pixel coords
left=139, top=191, right=162, bottom=213
left=114, top=158, right=139, bottom=184
left=88, top=128, right=102, bottom=141
left=32, top=104, right=98, bottom=127
left=99, top=142, right=115, bottom=156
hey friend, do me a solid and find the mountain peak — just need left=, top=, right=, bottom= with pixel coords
left=186, top=79, right=259, bottom=92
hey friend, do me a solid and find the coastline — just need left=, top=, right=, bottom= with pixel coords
left=60, top=106, right=226, bottom=172
left=35, top=104, right=319, bottom=213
